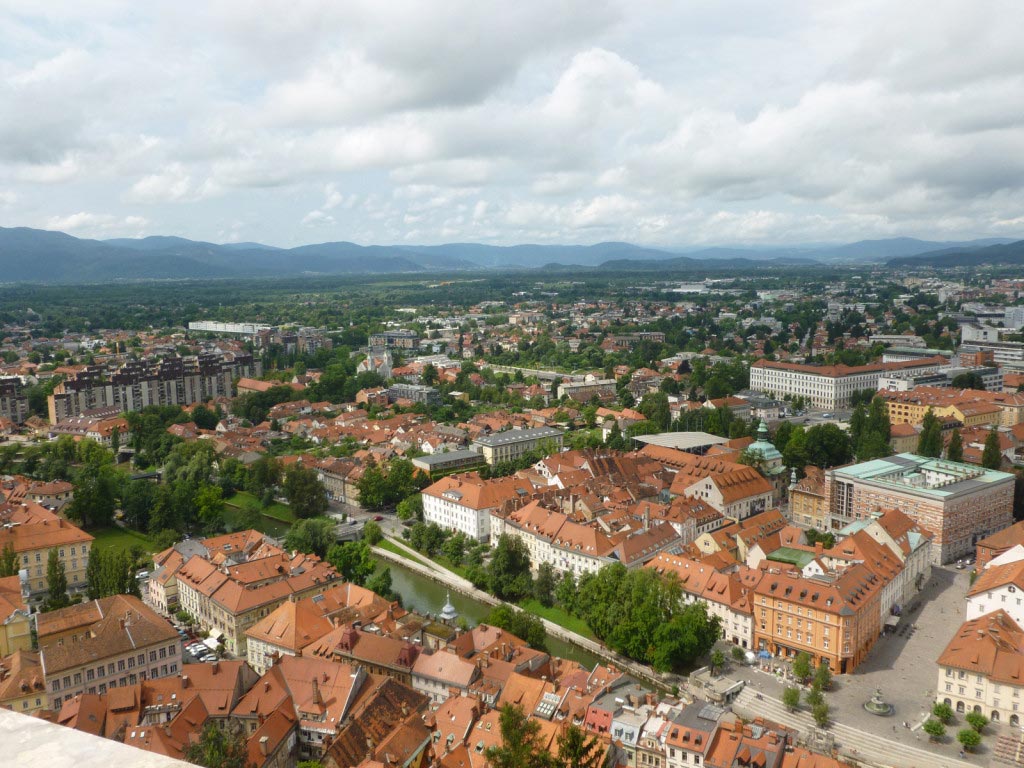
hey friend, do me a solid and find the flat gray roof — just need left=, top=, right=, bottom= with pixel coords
left=633, top=431, right=730, bottom=451
left=473, top=426, right=564, bottom=447
left=411, top=449, right=484, bottom=467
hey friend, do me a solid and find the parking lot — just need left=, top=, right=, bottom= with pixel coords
left=174, top=625, right=224, bottom=665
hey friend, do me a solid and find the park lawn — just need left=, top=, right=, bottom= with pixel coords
left=89, top=526, right=160, bottom=556
left=378, top=538, right=433, bottom=569
left=518, top=598, right=597, bottom=640
left=224, top=491, right=295, bottom=523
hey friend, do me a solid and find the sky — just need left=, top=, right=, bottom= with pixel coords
left=1, top=0, right=1023, bottom=248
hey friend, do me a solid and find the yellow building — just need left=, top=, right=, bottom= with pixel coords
left=0, top=501, right=93, bottom=600
left=789, top=467, right=829, bottom=531
left=0, top=576, right=31, bottom=656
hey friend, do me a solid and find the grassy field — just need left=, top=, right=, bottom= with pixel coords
left=224, top=491, right=296, bottom=523
left=518, top=598, right=597, bottom=640
left=378, top=538, right=433, bottom=568
left=89, top=526, right=160, bottom=556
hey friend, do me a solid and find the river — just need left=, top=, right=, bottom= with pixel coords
left=382, top=559, right=603, bottom=669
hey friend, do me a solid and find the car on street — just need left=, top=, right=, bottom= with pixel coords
left=373, top=515, right=384, bottom=521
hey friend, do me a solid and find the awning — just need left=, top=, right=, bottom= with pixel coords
left=884, top=615, right=900, bottom=628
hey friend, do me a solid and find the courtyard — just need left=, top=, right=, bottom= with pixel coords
left=724, top=565, right=1015, bottom=763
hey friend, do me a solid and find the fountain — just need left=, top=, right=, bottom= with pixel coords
left=863, top=688, right=895, bottom=716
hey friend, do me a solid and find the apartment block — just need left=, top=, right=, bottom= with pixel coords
left=0, top=378, right=29, bottom=424
left=47, top=353, right=260, bottom=423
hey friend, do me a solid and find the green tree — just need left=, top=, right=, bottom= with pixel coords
left=931, top=702, right=954, bottom=724
left=982, top=428, right=1003, bottom=470
left=191, top=404, right=220, bottom=430
left=357, top=463, right=389, bottom=510
left=488, top=535, right=533, bottom=601
left=247, top=456, right=282, bottom=496
left=555, top=571, right=577, bottom=613
left=556, top=723, right=605, bottom=768
left=805, top=684, right=824, bottom=709
left=710, top=649, right=725, bottom=674
left=362, top=520, right=383, bottom=546
left=284, top=518, right=337, bottom=558
left=813, top=661, right=833, bottom=691
left=184, top=721, right=248, bottom=768
left=534, top=563, right=557, bottom=608
left=965, top=711, right=988, bottom=733
left=484, top=605, right=547, bottom=649
left=957, top=728, right=981, bottom=752
left=283, top=464, right=329, bottom=518
left=485, top=704, right=554, bottom=768
left=922, top=719, right=946, bottom=741
left=792, top=651, right=812, bottom=682
left=365, top=567, right=399, bottom=602
left=946, top=429, right=964, bottom=463
left=805, top=424, right=853, bottom=468
left=396, top=494, right=423, bottom=521
left=327, top=541, right=376, bottom=585
left=731, top=646, right=746, bottom=663
left=811, top=701, right=830, bottom=728
left=441, top=532, right=467, bottom=566
left=951, top=372, right=986, bottom=390
left=650, top=601, right=721, bottom=673
left=195, top=483, right=226, bottom=534
left=44, top=548, right=70, bottom=612
left=917, top=410, right=943, bottom=458
left=66, top=464, right=118, bottom=529
left=0, top=543, right=17, bottom=578
left=782, top=686, right=801, bottom=712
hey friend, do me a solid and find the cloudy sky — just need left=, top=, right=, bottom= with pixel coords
left=2, top=0, right=1023, bottom=247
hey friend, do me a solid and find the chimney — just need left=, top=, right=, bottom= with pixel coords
left=181, top=675, right=189, bottom=688
left=643, top=505, right=650, bottom=531
left=264, top=680, right=271, bottom=692
left=211, top=661, right=219, bottom=675
left=312, top=676, right=323, bottom=706
left=258, top=736, right=269, bottom=756
left=815, top=542, right=823, bottom=555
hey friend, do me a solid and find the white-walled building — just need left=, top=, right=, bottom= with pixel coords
left=749, top=356, right=948, bottom=410
left=421, top=472, right=534, bottom=542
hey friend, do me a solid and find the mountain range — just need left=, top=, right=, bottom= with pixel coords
left=0, top=226, right=1018, bottom=283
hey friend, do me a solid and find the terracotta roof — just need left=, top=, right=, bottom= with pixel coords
left=0, top=649, right=44, bottom=705
left=938, top=610, right=1024, bottom=684
left=0, top=501, right=93, bottom=555
left=969, top=559, right=1024, bottom=598
left=0, top=574, right=27, bottom=625
left=38, top=595, right=178, bottom=675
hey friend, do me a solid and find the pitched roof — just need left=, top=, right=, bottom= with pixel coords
left=38, top=595, right=178, bottom=675
left=937, top=610, right=1024, bottom=684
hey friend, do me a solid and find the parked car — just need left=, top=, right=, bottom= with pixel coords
left=373, top=515, right=384, bottom=522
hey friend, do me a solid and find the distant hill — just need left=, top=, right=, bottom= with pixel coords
left=395, top=241, right=679, bottom=268
left=669, top=238, right=1017, bottom=264
left=0, top=225, right=1020, bottom=283
left=889, top=239, right=1024, bottom=267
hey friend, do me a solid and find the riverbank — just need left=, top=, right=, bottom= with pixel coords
left=373, top=537, right=677, bottom=692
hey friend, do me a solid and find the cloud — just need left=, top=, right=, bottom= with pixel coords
left=44, top=212, right=149, bottom=238
left=1, top=0, right=1023, bottom=246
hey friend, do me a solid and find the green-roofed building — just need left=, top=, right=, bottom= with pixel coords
left=766, top=546, right=818, bottom=570
left=826, top=453, right=1014, bottom=564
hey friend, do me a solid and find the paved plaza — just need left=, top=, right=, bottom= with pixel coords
left=724, top=565, right=1017, bottom=766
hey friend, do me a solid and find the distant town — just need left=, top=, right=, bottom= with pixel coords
left=2, top=268, right=1024, bottom=768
